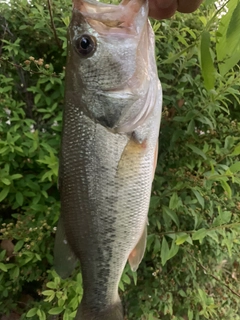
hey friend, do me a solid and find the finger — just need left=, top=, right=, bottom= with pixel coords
left=177, top=0, right=203, bottom=13
left=153, top=0, right=175, bottom=8
left=148, top=0, right=177, bottom=19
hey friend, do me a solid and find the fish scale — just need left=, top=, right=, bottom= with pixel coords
left=54, top=0, right=162, bottom=319
left=61, top=114, right=150, bottom=303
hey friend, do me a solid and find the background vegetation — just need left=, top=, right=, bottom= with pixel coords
left=0, top=0, right=240, bottom=319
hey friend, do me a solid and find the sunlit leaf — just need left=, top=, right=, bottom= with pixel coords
left=200, top=31, right=215, bottom=89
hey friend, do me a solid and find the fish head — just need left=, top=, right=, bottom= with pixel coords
left=66, top=0, right=159, bottom=132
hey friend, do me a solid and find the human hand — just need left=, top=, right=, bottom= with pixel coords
left=148, top=0, right=203, bottom=19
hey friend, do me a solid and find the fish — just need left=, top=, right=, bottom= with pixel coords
left=53, top=0, right=162, bottom=319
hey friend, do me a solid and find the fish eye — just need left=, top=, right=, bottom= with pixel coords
left=75, top=34, right=96, bottom=57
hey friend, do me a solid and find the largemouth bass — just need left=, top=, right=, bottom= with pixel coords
left=54, top=0, right=162, bottom=319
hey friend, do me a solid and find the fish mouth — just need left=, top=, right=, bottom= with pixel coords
left=73, top=0, right=148, bottom=36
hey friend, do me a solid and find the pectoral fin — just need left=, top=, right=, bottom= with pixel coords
left=128, top=224, right=147, bottom=272
left=153, top=141, right=158, bottom=180
left=53, top=215, right=78, bottom=279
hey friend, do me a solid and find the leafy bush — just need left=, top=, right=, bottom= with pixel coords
left=0, top=0, right=240, bottom=319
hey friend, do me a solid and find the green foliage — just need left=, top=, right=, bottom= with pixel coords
left=1, top=0, right=240, bottom=319
left=217, top=0, right=240, bottom=75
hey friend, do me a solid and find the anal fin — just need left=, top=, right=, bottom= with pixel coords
left=128, top=224, right=147, bottom=272
left=53, top=215, right=78, bottom=279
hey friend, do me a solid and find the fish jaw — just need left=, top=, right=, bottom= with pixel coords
left=65, top=0, right=158, bottom=132
left=73, top=0, right=146, bottom=33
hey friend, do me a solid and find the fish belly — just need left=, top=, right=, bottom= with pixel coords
left=60, top=102, right=159, bottom=317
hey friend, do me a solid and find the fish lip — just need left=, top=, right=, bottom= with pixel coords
left=73, top=0, right=148, bottom=36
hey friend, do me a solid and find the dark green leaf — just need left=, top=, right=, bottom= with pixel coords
left=14, top=240, right=24, bottom=252
left=16, top=192, right=24, bottom=206
left=0, top=186, right=10, bottom=202
left=161, top=236, right=169, bottom=266
left=163, top=206, right=180, bottom=228
left=186, top=144, right=207, bottom=160
left=169, top=192, right=179, bottom=210
left=191, top=189, right=205, bottom=209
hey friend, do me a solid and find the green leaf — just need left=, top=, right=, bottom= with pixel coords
left=0, top=262, right=8, bottom=272
left=37, top=309, right=46, bottom=320
left=191, top=189, right=205, bottom=209
left=186, top=144, right=207, bottom=160
left=217, top=0, right=240, bottom=75
left=0, top=186, right=10, bottom=202
left=161, top=236, right=169, bottom=266
left=224, top=135, right=235, bottom=150
left=163, top=44, right=193, bottom=64
left=192, top=228, right=207, bottom=241
left=220, top=180, right=232, bottom=198
left=163, top=206, right=179, bottom=228
left=207, top=230, right=219, bottom=242
left=188, top=309, right=194, bottom=320
left=230, top=161, right=240, bottom=173
left=0, top=250, right=6, bottom=261
left=225, top=1, right=240, bottom=52
left=168, top=240, right=179, bottom=259
left=122, top=273, right=131, bottom=284
left=42, top=290, right=55, bottom=296
left=150, top=195, right=160, bottom=209
left=213, top=209, right=232, bottom=226
left=26, top=308, right=38, bottom=317
left=34, top=93, right=42, bottom=105
left=1, top=177, right=11, bottom=185
left=11, top=266, right=20, bottom=278
left=169, top=192, right=179, bottom=210
left=16, top=192, right=24, bottom=206
left=0, top=146, right=9, bottom=155
left=153, top=237, right=161, bottom=254
left=204, top=0, right=215, bottom=5
left=62, top=16, right=70, bottom=27
left=48, top=307, right=64, bottom=315
left=10, top=174, right=23, bottom=180
left=46, top=281, right=57, bottom=289
left=131, top=269, right=137, bottom=286
left=118, top=280, right=124, bottom=291
left=175, top=233, right=189, bottom=245
left=200, top=31, right=215, bottom=90
left=63, top=311, right=70, bottom=320
left=68, top=296, right=79, bottom=309
left=14, top=240, right=24, bottom=252
left=230, top=145, right=240, bottom=156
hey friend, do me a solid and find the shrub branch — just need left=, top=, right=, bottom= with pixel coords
left=187, top=250, right=240, bottom=299
left=47, top=0, right=62, bottom=50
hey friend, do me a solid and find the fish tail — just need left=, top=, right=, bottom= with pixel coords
left=75, top=301, right=124, bottom=320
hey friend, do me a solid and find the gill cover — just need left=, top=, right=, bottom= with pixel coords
left=68, top=0, right=158, bottom=133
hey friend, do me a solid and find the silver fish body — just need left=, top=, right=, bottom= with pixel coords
left=54, top=0, right=162, bottom=319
